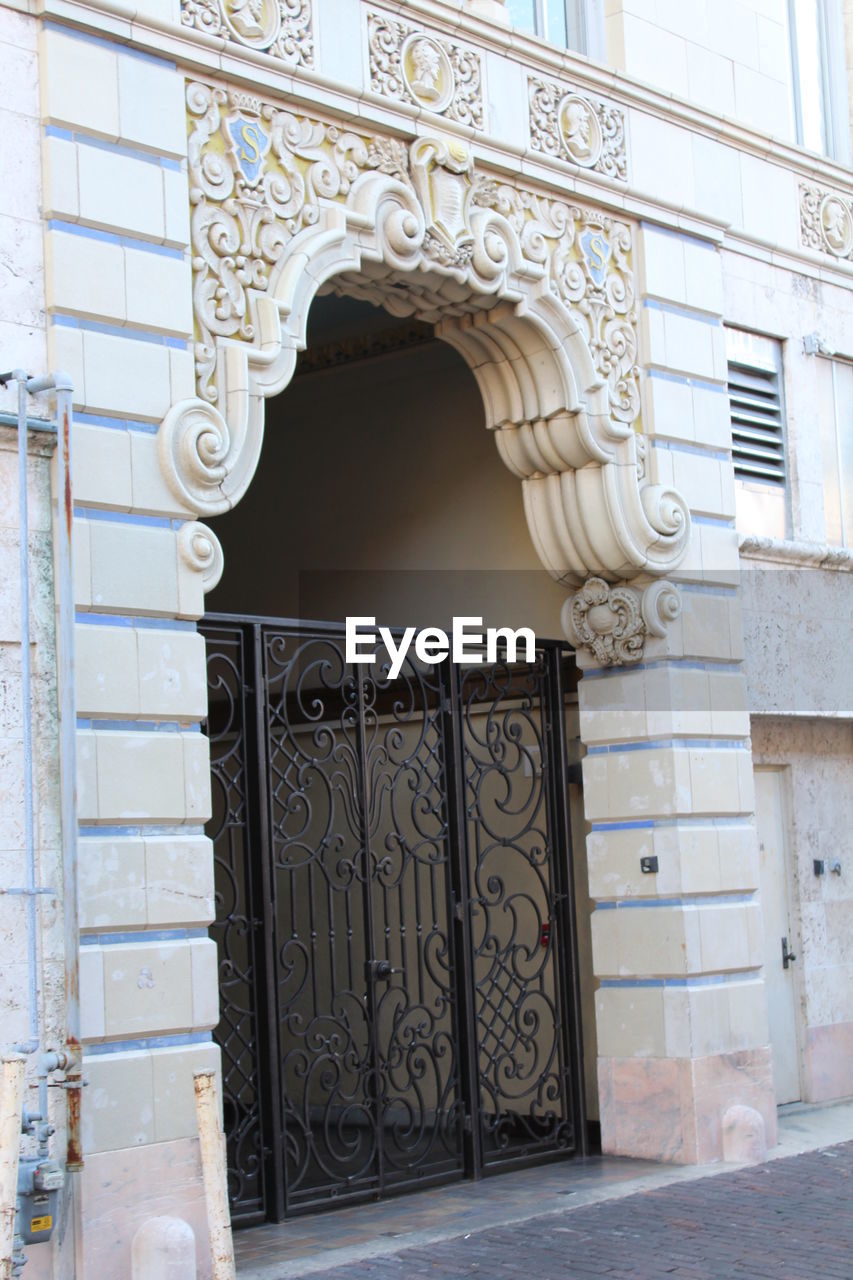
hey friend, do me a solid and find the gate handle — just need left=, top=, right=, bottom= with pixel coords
left=368, top=960, right=401, bottom=981
left=781, top=936, right=797, bottom=969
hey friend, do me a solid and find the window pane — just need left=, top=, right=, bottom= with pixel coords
left=563, top=0, right=585, bottom=51
left=506, top=0, right=537, bottom=35
left=793, top=0, right=826, bottom=152
left=507, top=0, right=584, bottom=49
left=543, top=0, right=568, bottom=48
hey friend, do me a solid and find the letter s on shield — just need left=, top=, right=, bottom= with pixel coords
left=579, top=228, right=611, bottom=288
left=228, top=117, right=271, bottom=186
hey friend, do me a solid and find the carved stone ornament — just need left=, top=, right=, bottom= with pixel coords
left=162, top=79, right=691, bottom=637
left=178, top=520, right=225, bottom=592
left=181, top=0, right=313, bottom=67
left=800, top=182, right=853, bottom=259
left=529, top=77, right=627, bottom=182
left=367, top=11, right=483, bottom=128
left=562, top=577, right=681, bottom=666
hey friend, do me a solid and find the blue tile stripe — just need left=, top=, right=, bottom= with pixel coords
left=649, top=438, right=731, bottom=461
left=589, top=819, right=656, bottom=832
left=84, top=1032, right=213, bottom=1057
left=81, top=928, right=209, bottom=946
left=595, top=892, right=755, bottom=910
left=48, top=219, right=185, bottom=261
left=643, top=298, right=722, bottom=326
left=639, top=221, right=718, bottom=253
left=590, top=815, right=751, bottom=832
left=74, top=506, right=182, bottom=529
left=43, top=20, right=178, bottom=71
left=582, top=657, right=740, bottom=680
left=678, top=582, right=738, bottom=596
left=79, top=824, right=206, bottom=838
left=44, top=123, right=182, bottom=170
left=75, top=611, right=197, bottom=632
left=586, top=737, right=748, bottom=755
left=51, top=313, right=189, bottom=349
left=691, top=514, right=735, bottom=528
left=75, top=412, right=160, bottom=435
left=599, top=972, right=760, bottom=990
left=77, top=718, right=201, bottom=733
left=582, top=658, right=740, bottom=680
left=646, top=368, right=726, bottom=394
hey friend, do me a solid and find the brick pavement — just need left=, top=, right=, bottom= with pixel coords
left=286, top=1142, right=853, bottom=1280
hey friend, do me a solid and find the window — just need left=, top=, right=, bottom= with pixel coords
left=817, top=359, right=853, bottom=547
left=506, top=0, right=604, bottom=56
left=726, top=328, right=788, bottom=540
left=788, top=0, right=851, bottom=163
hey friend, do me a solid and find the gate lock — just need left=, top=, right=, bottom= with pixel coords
left=366, top=959, right=401, bottom=981
left=17, top=1157, right=64, bottom=1244
left=540, top=922, right=551, bottom=949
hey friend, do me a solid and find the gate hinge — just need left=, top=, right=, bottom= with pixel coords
left=462, top=1113, right=473, bottom=1136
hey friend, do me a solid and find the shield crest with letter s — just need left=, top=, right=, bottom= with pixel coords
left=228, top=116, right=271, bottom=187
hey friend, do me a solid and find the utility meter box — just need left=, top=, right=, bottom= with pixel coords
left=18, top=1159, right=64, bottom=1244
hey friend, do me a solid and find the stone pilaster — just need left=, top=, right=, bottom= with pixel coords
left=575, top=223, right=777, bottom=1163
left=40, top=24, right=220, bottom=1276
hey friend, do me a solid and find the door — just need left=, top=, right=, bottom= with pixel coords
left=265, top=625, right=465, bottom=1211
left=754, top=768, right=801, bottom=1105
left=202, top=617, right=585, bottom=1222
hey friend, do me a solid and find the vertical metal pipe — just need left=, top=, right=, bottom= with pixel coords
left=16, top=375, right=39, bottom=1056
left=47, top=377, right=82, bottom=1173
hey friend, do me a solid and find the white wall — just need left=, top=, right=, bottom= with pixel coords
left=0, top=5, right=46, bottom=416
left=605, top=0, right=795, bottom=138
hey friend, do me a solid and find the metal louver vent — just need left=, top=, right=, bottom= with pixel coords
left=727, top=352, right=786, bottom=486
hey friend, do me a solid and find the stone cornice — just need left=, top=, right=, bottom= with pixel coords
left=34, top=0, right=853, bottom=205
left=739, top=536, right=853, bottom=571
left=34, top=0, right=853, bottom=291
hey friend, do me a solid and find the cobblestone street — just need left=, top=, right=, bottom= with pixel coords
left=283, top=1143, right=853, bottom=1280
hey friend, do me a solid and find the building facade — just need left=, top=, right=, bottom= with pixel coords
left=0, top=0, right=851, bottom=1275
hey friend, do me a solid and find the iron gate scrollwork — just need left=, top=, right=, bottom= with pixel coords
left=202, top=617, right=585, bottom=1223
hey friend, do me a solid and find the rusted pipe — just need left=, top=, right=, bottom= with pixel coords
left=193, top=1071, right=235, bottom=1280
left=0, top=1057, right=25, bottom=1280
left=0, top=372, right=80, bottom=1276
left=49, top=375, right=82, bottom=1174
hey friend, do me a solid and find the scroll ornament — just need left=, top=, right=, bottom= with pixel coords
left=178, top=519, right=225, bottom=592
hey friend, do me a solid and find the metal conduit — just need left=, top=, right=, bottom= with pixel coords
left=0, top=370, right=80, bottom=1274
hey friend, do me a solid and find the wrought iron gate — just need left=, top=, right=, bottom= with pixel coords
left=201, top=617, right=585, bottom=1224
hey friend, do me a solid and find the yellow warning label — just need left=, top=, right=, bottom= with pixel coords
left=30, top=1215, right=52, bottom=1233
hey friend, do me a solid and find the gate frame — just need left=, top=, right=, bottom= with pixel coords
left=202, top=613, right=588, bottom=1222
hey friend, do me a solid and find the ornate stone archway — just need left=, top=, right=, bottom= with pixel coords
left=158, top=81, right=691, bottom=658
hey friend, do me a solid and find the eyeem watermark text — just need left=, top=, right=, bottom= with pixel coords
left=346, top=617, right=536, bottom=680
